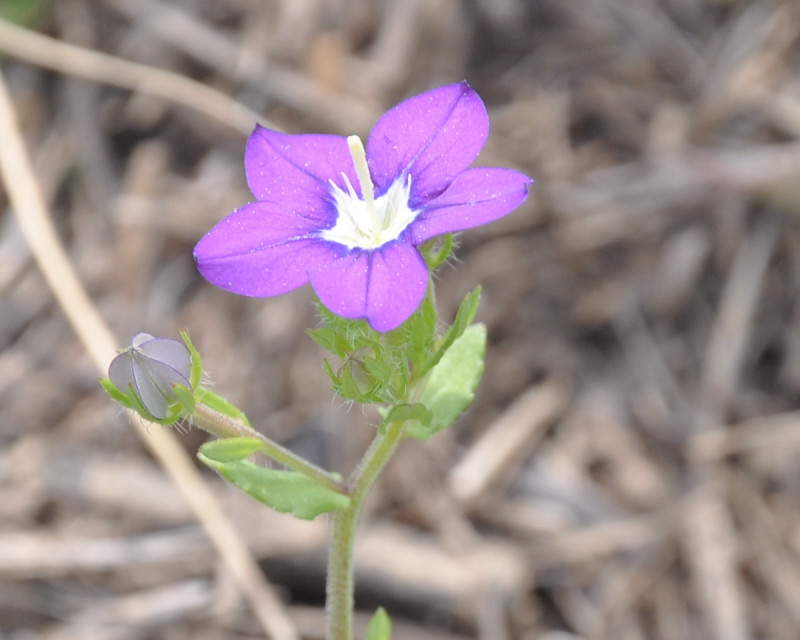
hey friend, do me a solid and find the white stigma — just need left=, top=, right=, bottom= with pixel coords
left=321, top=135, right=417, bottom=250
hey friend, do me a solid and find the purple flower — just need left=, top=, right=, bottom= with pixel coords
left=194, top=81, right=532, bottom=331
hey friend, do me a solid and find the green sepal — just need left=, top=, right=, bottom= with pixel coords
left=173, top=384, right=196, bottom=414
left=180, top=330, right=204, bottom=390
left=321, top=359, right=339, bottom=386
left=307, top=326, right=339, bottom=355
left=419, top=234, right=453, bottom=270
left=407, top=323, right=486, bottom=440
left=391, top=287, right=436, bottom=380
left=195, top=388, right=251, bottom=426
left=366, top=607, right=392, bottom=640
left=311, top=305, right=391, bottom=402
left=308, top=321, right=357, bottom=359
left=198, top=437, right=351, bottom=520
left=339, top=365, right=378, bottom=404
left=313, top=283, right=480, bottom=407
left=100, top=377, right=186, bottom=425
left=102, top=330, right=205, bottom=425
left=362, top=356, right=393, bottom=384
left=100, top=377, right=131, bottom=407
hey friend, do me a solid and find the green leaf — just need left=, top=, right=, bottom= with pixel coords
left=419, top=233, right=453, bottom=270
left=198, top=438, right=350, bottom=520
left=196, top=388, right=251, bottom=426
left=366, top=607, right=392, bottom=640
left=452, top=286, right=482, bottom=330
left=419, top=287, right=481, bottom=380
left=199, top=437, right=262, bottom=462
left=384, top=403, right=432, bottom=427
left=101, top=377, right=184, bottom=425
left=408, top=323, right=486, bottom=439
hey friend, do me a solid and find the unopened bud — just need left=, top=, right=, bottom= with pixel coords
left=108, top=332, right=192, bottom=420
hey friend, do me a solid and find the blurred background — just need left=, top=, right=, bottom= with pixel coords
left=3, top=0, right=800, bottom=638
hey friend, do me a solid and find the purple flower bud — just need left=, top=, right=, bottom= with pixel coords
left=108, top=333, right=192, bottom=420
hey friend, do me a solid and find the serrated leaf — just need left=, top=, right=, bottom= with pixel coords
left=366, top=607, right=392, bottom=640
left=198, top=438, right=350, bottom=520
left=408, top=323, right=486, bottom=439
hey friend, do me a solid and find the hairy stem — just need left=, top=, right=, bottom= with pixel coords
left=326, top=419, right=407, bottom=640
left=191, top=402, right=346, bottom=494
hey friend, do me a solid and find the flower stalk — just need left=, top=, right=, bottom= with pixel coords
left=191, top=402, right=347, bottom=495
left=326, top=417, right=407, bottom=640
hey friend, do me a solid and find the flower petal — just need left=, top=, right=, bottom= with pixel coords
left=245, top=126, right=359, bottom=205
left=365, top=244, right=429, bottom=331
left=129, top=365, right=171, bottom=419
left=139, top=337, right=192, bottom=382
left=366, top=82, right=489, bottom=204
left=108, top=352, right=136, bottom=393
left=308, top=247, right=369, bottom=321
left=194, top=202, right=331, bottom=296
left=309, top=243, right=429, bottom=331
left=132, top=353, right=189, bottom=420
left=409, top=168, right=532, bottom=244
left=131, top=332, right=156, bottom=348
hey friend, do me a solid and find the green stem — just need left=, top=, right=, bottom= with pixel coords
left=190, top=402, right=346, bottom=494
left=326, top=419, right=407, bottom=640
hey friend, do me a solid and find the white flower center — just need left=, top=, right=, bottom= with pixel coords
left=321, top=136, right=418, bottom=250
